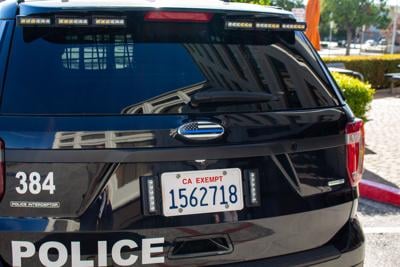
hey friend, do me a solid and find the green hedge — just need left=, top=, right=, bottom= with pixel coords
left=333, top=73, right=375, bottom=121
left=324, top=55, right=400, bottom=89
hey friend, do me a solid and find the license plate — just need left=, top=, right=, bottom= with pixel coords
left=161, top=168, right=244, bottom=217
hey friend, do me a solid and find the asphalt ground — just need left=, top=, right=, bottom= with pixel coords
left=358, top=199, right=400, bottom=267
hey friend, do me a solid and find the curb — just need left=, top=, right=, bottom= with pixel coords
left=360, top=179, right=400, bottom=207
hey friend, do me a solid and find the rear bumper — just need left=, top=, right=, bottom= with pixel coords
left=222, top=244, right=364, bottom=267
left=0, top=204, right=361, bottom=266
left=1, top=244, right=364, bottom=267
left=223, top=218, right=365, bottom=267
left=222, top=243, right=364, bottom=267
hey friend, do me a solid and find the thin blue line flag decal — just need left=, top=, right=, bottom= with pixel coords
left=177, top=121, right=225, bottom=141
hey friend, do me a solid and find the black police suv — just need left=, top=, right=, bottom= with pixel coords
left=0, top=0, right=365, bottom=266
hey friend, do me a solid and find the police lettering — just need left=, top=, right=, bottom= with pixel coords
left=11, top=238, right=165, bottom=267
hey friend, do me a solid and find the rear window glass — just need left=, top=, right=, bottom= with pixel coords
left=1, top=19, right=338, bottom=115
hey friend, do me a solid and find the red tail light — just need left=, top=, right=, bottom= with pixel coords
left=144, top=11, right=214, bottom=23
left=0, top=139, right=4, bottom=201
left=345, top=119, right=365, bottom=187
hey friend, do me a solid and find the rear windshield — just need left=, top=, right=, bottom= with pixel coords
left=1, top=19, right=338, bottom=115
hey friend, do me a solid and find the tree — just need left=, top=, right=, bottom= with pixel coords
left=230, top=0, right=271, bottom=5
left=231, top=0, right=303, bottom=9
left=322, top=0, right=390, bottom=55
left=271, top=0, right=304, bottom=10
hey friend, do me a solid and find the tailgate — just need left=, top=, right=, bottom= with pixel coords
left=0, top=9, right=356, bottom=266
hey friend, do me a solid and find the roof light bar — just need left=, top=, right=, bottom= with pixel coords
left=17, top=17, right=51, bottom=26
left=56, top=17, right=89, bottom=26
left=144, top=11, right=214, bottom=23
left=225, top=21, right=254, bottom=29
left=17, top=15, right=127, bottom=27
left=92, top=17, right=126, bottom=26
left=281, top=22, right=307, bottom=31
left=255, top=22, right=281, bottom=30
left=226, top=21, right=306, bottom=31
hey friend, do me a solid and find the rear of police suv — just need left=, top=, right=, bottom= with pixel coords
left=0, top=0, right=364, bottom=266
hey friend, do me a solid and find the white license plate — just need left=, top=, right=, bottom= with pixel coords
left=161, top=168, right=244, bottom=217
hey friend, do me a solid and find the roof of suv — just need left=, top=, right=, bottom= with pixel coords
left=16, top=0, right=294, bottom=17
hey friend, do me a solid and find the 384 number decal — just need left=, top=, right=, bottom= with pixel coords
left=15, top=172, right=56, bottom=195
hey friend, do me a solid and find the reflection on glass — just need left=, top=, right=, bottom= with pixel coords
left=2, top=27, right=338, bottom=115
left=122, top=42, right=336, bottom=115
left=53, top=131, right=155, bottom=149
left=61, top=35, right=134, bottom=70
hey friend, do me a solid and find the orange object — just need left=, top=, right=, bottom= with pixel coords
left=305, top=0, right=321, bottom=51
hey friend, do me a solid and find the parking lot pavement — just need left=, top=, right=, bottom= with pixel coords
left=358, top=199, right=400, bottom=267
left=363, top=92, right=400, bottom=189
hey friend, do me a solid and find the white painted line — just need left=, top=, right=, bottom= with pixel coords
left=364, top=227, right=400, bottom=234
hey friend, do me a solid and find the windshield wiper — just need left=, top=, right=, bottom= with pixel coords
left=190, top=91, right=280, bottom=107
